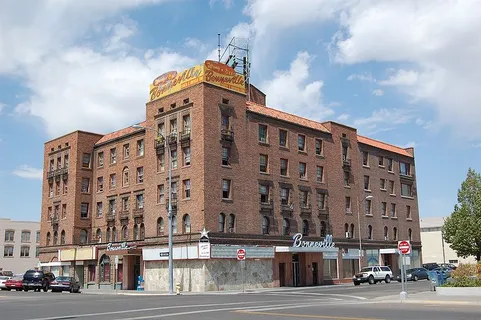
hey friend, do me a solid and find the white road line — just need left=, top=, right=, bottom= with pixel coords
left=288, top=292, right=367, bottom=300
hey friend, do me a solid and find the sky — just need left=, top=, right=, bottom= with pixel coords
left=1, top=0, right=480, bottom=222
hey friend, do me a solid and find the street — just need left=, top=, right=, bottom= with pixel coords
left=1, top=281, right=480, bottom=320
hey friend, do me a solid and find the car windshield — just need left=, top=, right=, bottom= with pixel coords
left=56, top=276, right=70, bottom=281
left=13, top=275, right=23, bottom=280
left=406, top=269, right=417, bottom=273
left=360, top=267, right=372, bottom=272
left=0, top=276, right=9, bottom=280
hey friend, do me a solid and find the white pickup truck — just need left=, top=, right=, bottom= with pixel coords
left=353, top=266, right=393, bottom=285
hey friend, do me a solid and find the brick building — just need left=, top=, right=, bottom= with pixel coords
left=39, top=60, right=421, bottom=291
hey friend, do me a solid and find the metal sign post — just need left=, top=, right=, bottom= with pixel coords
left=398, top=240, right=410, bottom=300
left=237, top=248, right=246, bottom=293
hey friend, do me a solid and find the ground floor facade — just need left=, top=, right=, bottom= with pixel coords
left=38, top=234, right=422, bottom=292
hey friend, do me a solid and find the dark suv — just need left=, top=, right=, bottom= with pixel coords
left=23, top=270, right=55, bottom=292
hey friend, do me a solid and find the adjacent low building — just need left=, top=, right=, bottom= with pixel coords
left=38, top=60, right=422, bottom=291
left=0, top=218, right=40, bottom=275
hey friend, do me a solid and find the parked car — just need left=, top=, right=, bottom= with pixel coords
left=22, top=270, right=55, bottom=292
left=5, top=274, right=24, bottom=291
left=0, top=270, right=14, bottom=277
left=422, top=262, right=440, bottom=270
left=439, top=263, right=457, bottom=270
left=50, top=276, right=81, bottom=293
left=396, top=268, right=429, bottom=282
left=0, top=276, right=11, bottom=290
left=353, top=266, right=393, bottom=285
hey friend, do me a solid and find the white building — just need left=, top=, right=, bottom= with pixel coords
left=0, top=218, right=40, bottom=274
left=420, top=217, right=476, bottom=266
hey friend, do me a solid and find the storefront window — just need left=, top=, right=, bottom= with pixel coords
left=61, top=265, right=70, bottom=276
left=88, top=264, right=96, bottom=282
left=323, top=259, right=338, bottom=279
left=366, top=249, right=380, bottom=266
left=342, top=259, right=359, bottom=278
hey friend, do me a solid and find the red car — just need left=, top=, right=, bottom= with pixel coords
left=5, top=274, right=24, bottom=291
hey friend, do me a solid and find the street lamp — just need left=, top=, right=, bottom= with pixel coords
left=132, top=124, right=174, bottom=294
left=357, top=195, right=373, bottom=272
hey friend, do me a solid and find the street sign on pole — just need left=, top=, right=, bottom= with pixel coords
left=237, top=248, right=246, bottom=261
left=398, top=240, right=411, bottom=255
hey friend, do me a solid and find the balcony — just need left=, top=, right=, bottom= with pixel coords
left=300, top=203, right=312, bottom=216
left=400, top=172, right=415, bottom=181
left=180, top=129, right=191, bottom=146
left=280, top=202, right=293, bottom=217
left=47, top=167, right=69, bottom=181
left=155, top=140, right=165, bottom=154
left=343, top=158, right=351, bottom=168
left=119, top=210, right=129, bottom=220
left=221, top=128, right=234, bottom=143
left=168, top=132, right=178, bottom=147
left=260, top=200, right=274, bottom=211
left=133, top=208, right=144, bottom=218
left=50, top=216, right=59, bottom=226
left=165, top=197, right=178, bottom=210
left=106, top=213, right=115, bottom=222
left=318, top=207, right=329, bottom=220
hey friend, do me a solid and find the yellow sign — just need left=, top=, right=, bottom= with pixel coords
left=149, top=60, right=245, bottom=102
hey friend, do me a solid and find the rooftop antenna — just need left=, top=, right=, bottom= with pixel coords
left=217, top=33, right=221, bottom=62
left=220, top=37, right=251, bottom=101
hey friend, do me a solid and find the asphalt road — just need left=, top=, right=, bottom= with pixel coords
left=1, top=280, right=479, bottom=320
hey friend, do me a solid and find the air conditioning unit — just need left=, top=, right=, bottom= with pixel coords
left=345, top=232, right=351, bottom=238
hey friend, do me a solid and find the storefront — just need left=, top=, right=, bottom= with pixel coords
left=58, top=247, right=97, bottom=287
left=100, top=242, right=142, bottom=290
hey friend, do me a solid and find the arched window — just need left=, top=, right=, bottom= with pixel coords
left=218, top=213, right=226, bottom=232
left=367, top=225, right=373, bottom=240
left=53, top=231, right=58, bottom=245
left=46, top=232, right=51, bottom=246
left=157, top=217, right=164, bottom=235
left=393, top=227, right=398, bottom=240
left=408, top=228, right=412, bottom=241
left=60, top=230, right=66, bottom=245
left=106, top=228, right=111, bottom=242
left=133, top=224, right=139, bottom=240
left=302, top=220, right=309, bottom=236
left=262, top=216, right=270, bottom=235
left=122, top=167, right=129, bottom=186
left=384, top=226, right=389, bottom=240
left=350, top=223, right=355, bottom=238
left=96, top=229, right=102, bottom=243
left=320, top=221, right=326, bottom=237
left=140, top=223, right=145, bottom=240
left=172, top=215, right=177, bottom=233
left=112, top=227, right=117, bottom=242
left=121, top=225, right=128, bottom=240
left=99, top=254, right=111, bottom=282
left=183, top=214, right=191, bottom=233
left=79, top=229, right=88, bottom=244
left=344, top=223, right=349, bottom=238
left=283, top=218, right=290, bottom=235
left=228, top=214, right=235, bottom=232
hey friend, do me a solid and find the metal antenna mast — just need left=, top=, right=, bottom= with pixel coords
left=220, top=37, right=251, bottom=101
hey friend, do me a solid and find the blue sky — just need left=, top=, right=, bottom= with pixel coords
left=1, top=0, right=480, bottom=222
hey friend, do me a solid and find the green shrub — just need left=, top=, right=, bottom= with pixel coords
left=441, top=262, right=481, bottom=287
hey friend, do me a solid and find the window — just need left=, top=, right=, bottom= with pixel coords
left=56, top=181, right=60, bottom=195
left=4, top=230, right=14, bottom=242
left=364, top=175, right=370, bottom=190
left=389, top=180, right=395, bottom=194
left=157, top=217, right=164, bottom=235
left=57, top=156, right=61, bottom=169
left=362, top=151, right=369, bottom=166
left=222, top=147, right=230, bottom=166
left=79, top=202, right=89, bottom=218
left=46, top=232, right=51, bottom=246
left=298, top=134, right=306, bottom=151
left=317, top=192, right=326, bottom=210
left=183, top=114, right=191, bottom=131
left=221, top=114, right=230, bottom=130
left=36, top=247, right=40, bottom=257
left=63, top=179, right=68, bottom=194
left=218, top=213, right=226, bottom=232
left=393, top=227, right=398, bottom=241
left=158, top=184, right=165, bottom=203
left=400, top=162, right=410, bottom=175
left=283, top=218, right=290, bottom=235
left=96, top=229, right=102, bottom=243
left=122, top=225, right=128, bottom=240
left=20, top=246, right=30, bottom=257
left=95, top=176, right=104, bottom=192
left=53, top=231, right=58, bottom=245
left=79, top=229, right=88, bottom=244
left=64, top=154, right=69, bottom=168
left=320, top=221, right=327, bottom=237
left=280, top=188, right=289, bottom=205
left=302, top=220, right=309, bottom=236
left=110, top=148, right=117, bottom=164
left=365, top=199, right=372, bottom=215
left=406, top=205, right=412, bottom=219
left=122, top=197, right=129, bottom=211
left=183, top=179, right=191, bottom=198
left=123, top=144, right=130, bottom=159
left=82, top=153, right=91, bottom=168
left=158, top=122, right=165, bottom=137
left=36, top=231, right=40, bottom=243
left=171, top=150, right=178, bottom=169
left=367, top=225, right=373, bottom=239
left=110, top=174, right=116, bottom=188
left=315, top=139, right=323, bottom=156
left=280, top=159, right=288, bottom=176
left=49, top=183, right=53, bottom=197
left=222, top=179, right=231, bottom=199
left=387, top=158, right=393, bottom=171
left=380, top=178, right=386, bottom=190
left=54, top=205, right=60, bottom=219
left=259, top=154, right=268, bottom=173
left=136, top=194, right=144, bottom=209
left=300, top=191, right=309, bottom=208
left=62, top=204, right=67, bottom=219
left=316, top=166, right=324, bottom=183
left=49, top=159, right=54, bottom=171
left=137, top=167, right=144, bottom=184
left=122, top=167, right=129, bottom=186
left=183, top=147, right=191, bottom=166
left=157, top=153, right=165, bottom=172
left=81, top=178, right=90, bottom=193
left=259, top=185, right=269, bottom=203
left=228, top=214, right=235, bottom=232
left=401, top=183, right=412, bottom=197
left=21, top=231, right=31, bottom=243
left=279, top=129, right=288, bottom=147
left=350, top=224, right=355, bottom=238
left=262, top=216, right=270, bottom=234
left=391, top=203, right=396, bottom=218
left=96, top=202, right=103, bottom=217
left=408, top=228, right=413, bottom=241
left=183, top=214, right=191, bottom=233
left=381, top=202, right=387, bottom=216
left=378, top=156, right=384, bottom=167
left=97, top=152, right=104, bottom=167
left=47, top=207, right=52, bottom=220
left=344, top=171, right=350, bottom=186
left=299, top=162, right=307, bottom=179
left=258, top=124, right=268, bottom=143
left=170, top=118, right=177, bottom=134
left=345, top=197, right=351, bottom=212
left=133, top=225, right=139, bottom=240
left=137, top=139, right=144, bottom=157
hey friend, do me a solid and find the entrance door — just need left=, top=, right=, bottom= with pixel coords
left=312, top=262, right=318, bottom=286
left=292, top=254, right=300, bottom=287
left=132, top=256, right=141, bottom=290
left=279, top=263, right=286, bottom=287
left=74, top=265, right=84, bottom=288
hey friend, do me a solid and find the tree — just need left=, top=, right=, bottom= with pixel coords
left=443, top=168, right=481, bottom=261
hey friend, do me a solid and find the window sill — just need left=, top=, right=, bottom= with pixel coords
left=406, top=218, right=413, bottom=221
left=344, top=185, right=351, bottom=189
left=182, top=165, right=191, bottom=169
left=381, top=215, right=389, bottom=219
left=380, top=188, right=387, bottom=192
left=363, top=165, right=370, bottom=169
left=80, top=217, right=90, bottom=220
left=221, top=165, right=232, bottom=169
left=109, top=163, right=117, bottom=167
left=280, top=174, right=290, bottom=178
left=221, top=198, right=233, bottom=203
left=379, top=165, right=385, bottom=168
left=315, top=154, right=324, bottom=159
left=388, top=170, right=394, bottom=174
left=81, top=192, right=91, bottom=195
left=279, top=146, right=289, bottom=151
left=316, top=180, right=325, bottom=184
left=391, top=217, right=398, bottom=220
left=97, top=166, right=104, bottom=169
left=97, top=191, right=104, bottom=194
left=258, top=141, right=270, bottom=147
left=298, top=150, right=308, bottom=155
left=299, top=178, right=308, bottom=182
left=365, top=214, right=373, bottom=217
left=136, top=155, right=145, bottom=159
left=345, top=211, right=353, bottom=215
left=260, top=172, right=270, bottom=175
left=390, top=193, right=396, bottom=197
left=3, top=256, right=14, bottom=258
left=401, top=195, right=415, bottom=199
left=364, top=189, right=372, bottom=193
left=182, top=197, right=191, bottom=201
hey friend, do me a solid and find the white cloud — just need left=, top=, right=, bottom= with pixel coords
left=0, top=103, right=5, bottom=114
left=400, top=141, right=417, bottom=149
left=354, top=108, right=414, bottom=133
left=347, top=73, right=375, bottom=82
left=184, top=37, right=207, bottom=53
left=261, top=51, right=332, bottom=120
left=337, top=113, right=349, bottom=121
left=372, top=89, right=383, bottom=96
left=209, top=0, right=233, bottom=9
left=12, top=165, right=43, bottom=180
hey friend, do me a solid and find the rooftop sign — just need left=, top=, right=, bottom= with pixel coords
left=149, top=60, right=245, bottom=102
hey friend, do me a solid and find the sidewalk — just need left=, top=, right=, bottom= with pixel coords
left=375, top=290, right=481, bottom=306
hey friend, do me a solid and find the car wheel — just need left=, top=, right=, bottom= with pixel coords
left=70, top=287, right=74, bottom=293
left=354, top=281, right=360, bottom=286
left=23, top=288, right=28, bottom=292
left=368, top=276, right=375, bottom=285
left=413, top=275, right=418, bottom=281
left=385, top=275, right=391, bottom=283
left=43, top=285, right=48, bottom=292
